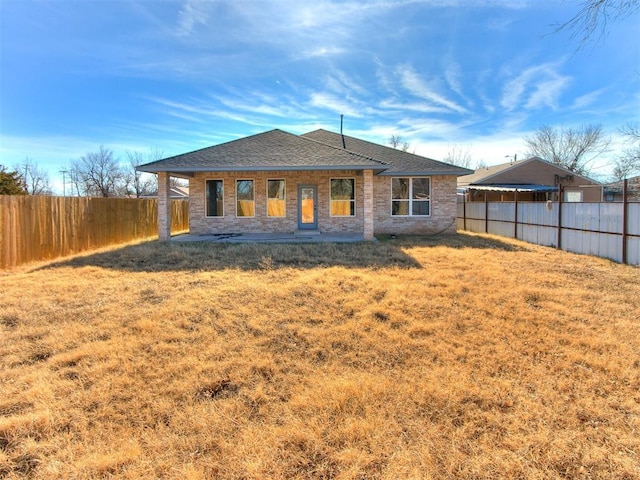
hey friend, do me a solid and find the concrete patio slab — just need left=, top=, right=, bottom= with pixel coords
left=170, top=232, right=367, bottom=243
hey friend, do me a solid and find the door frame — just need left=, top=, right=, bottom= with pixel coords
left=297, top=184, right=318, bottom=230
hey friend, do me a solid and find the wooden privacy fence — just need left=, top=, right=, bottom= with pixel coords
left=0, top=196, right=189, bottom=268
left=457, top=199, right=639, bottom=266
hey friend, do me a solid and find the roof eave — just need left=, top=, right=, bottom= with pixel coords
left=378, top=170, right=472, bottom=177
left=136, top=165, right=388, bottom=174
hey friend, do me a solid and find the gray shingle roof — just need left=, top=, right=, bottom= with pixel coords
left=302, top=129, right=473, bottom=176
left=137, top=129, right=386, bottom=175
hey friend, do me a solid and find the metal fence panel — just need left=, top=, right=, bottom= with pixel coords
left=519, top=202, right=558, bottom=227
left=629, top=204, right=640, bottom=236
left=628, top=237, right=640, bottom=265
left=488, top=203, right=514, bottom=222
left=488, top=220, right=515, bottom=238
left=519, top=224, right=557, bottom=247
left=599, top=203, right=623, bottom=234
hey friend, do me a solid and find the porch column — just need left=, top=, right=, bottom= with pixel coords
left=363, top=169, right=374, bottom=240
left=157, top=172, right=171, bottom=241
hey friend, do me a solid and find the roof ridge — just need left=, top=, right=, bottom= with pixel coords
left=300, top=132, right=389, bottom=167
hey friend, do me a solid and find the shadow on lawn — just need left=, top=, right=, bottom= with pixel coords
left=36, top=233, right=527, bottom=273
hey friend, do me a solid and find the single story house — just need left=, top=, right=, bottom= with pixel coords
left=137, top=129, right=472, bottom=241
left=458, top=157, right=602, bottom=202
left=603, top=175, right=640, bottom=202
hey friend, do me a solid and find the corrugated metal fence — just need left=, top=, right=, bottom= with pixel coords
left=0, top=196, right=189, bottom=268
left=457, top=200, right=639, bottom=265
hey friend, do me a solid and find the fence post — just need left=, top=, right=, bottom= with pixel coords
left=622, top=179, right=628, bottom=265
left=514, top=189, right=518, bottom=239
left=557, top=185, right=563, bottom=250
left=484, top=192, right=488, bottom=233
left=463, top=197, right=467, bottom=231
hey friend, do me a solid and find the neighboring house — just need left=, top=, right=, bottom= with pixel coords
left=137, top=129, right=472, bottom=240
left=458, top=157, right=602, bottom=202
left=603, top=175, right=640, bottom=202
left=142, top=185, right=189, bottom=200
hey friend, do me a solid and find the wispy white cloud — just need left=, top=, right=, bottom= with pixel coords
left=571, top=89, right=605, bottom=110
left=396, top=64, right=468, bottom=114
left=501, top=62, right=571, bottom=111
left=308, top=92, right=365, bottom=118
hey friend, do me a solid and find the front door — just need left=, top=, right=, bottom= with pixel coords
left=298, top=184, right=318, bottom=230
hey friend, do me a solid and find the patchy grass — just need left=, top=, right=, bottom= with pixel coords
left=1, top=233, right=639, bottom=479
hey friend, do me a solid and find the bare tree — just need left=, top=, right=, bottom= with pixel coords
left=70, top=146, right=125, bottom=197
left=388, top=135, right=410, bottom=152
left=14, top=158, right=52, bottom=195
left=124, top=149, right=162, bottom=197
left=553, top=0, right=640, bottom=47
left=524, top=124, right=610, bottom=176
left=612, top=122, right=640, bottom=180
left=443, top=144, right=473, bottom=168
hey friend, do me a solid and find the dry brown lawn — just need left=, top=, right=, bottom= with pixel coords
left=1, top=233, right=639, bottom=479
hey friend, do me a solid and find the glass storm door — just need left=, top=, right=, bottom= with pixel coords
left=298, top=184, right=318, bottom=230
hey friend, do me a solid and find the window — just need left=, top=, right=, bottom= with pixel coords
left=564, top=190, right=583, bottom=202
left=391, top=177, right=430, bottom=216
left=236, top=179, right=255, bottom=217
left=267, top=179, right=286, bottom=217
left=205, top=180, right=223, bottom=217
left=330, top=178, right=355, bottom=216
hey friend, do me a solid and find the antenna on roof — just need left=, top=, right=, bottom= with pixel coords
left=505, top=154, right=517, bottom=164
left=340, top=114, right=345, bottom=148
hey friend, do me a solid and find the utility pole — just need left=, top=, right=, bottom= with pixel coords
left=60, top=169, right=67, bottom=196
left=23, top=163, right=30, bottom=194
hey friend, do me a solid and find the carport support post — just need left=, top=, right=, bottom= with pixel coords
left=363, top=169, right=374, bottom=241
left=158, top=172, right=171, bottom=241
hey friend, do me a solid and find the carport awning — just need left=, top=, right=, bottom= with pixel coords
left=459, top=184, right=558, bottom=193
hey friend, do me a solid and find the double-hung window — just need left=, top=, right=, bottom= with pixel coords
left=391, top=177, right=430, bottom=216
left=330, top=178, right=355, bottom=216
left=267, top=179, right=286, bottom=217
left=236, top=179, right=255, bottom=217
left=205, top=179, right=223, bottom=217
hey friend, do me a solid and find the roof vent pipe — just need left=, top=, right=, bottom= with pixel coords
left=340, top=114, right=345, bottom=148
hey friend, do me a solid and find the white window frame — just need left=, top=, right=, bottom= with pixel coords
left=205, top=179, right=224, bottom=218
left=329, top=177, right=356, bottom=217
left=267, top=178, right=286, bottom=217
left=564, top=190, right=583, bottom=203
left=391, top=177, right=431, bottom=217
left=236, top=179, right=255, bottom=218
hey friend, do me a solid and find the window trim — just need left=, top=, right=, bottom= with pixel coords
left=391, top=177, right=431, bottom=217
left=236, top=178, right=255, bottom=218
left=329, top=177, right=356, bottom=217
left=266, top=178, right=286, bottom=217
left=205, top=179, right=224, bottom=218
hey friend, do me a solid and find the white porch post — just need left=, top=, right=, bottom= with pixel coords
left=157, top=172, right=171, bottom=241
left=363, top=169, right=374, bottom=240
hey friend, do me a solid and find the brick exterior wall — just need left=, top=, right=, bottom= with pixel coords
left=188, top=171, right=459, bottom=236
left=189, top=171, right=365, bottom=235
left=157, top=172, right=172, bottom=241
left=372, top=175, right=458, bottom=235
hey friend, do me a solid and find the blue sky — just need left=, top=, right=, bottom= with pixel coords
left=1, top=0, right=639, bottom=193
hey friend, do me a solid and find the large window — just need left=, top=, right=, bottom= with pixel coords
left=236, top=179, right=255, bottom=217
left=205, top=179, right=223, bottom=217
left=330, top=178, right=355, bottom=216
left=391, top=177, right=430, bottom=216
left=267, top=179, right=286, bottom=217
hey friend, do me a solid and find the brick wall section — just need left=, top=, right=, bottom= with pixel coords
left=157, top=172, right=172, bottom=240
left=188, top=171, right=458, bottom=236
left=189, top=170, right=365, bottom=235
left=363, top=170, right=374, bottom=240
left=372, top=175, right=459, bottom=235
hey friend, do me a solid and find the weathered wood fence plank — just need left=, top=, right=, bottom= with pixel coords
left=0, top=196, right=189, bottom=268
